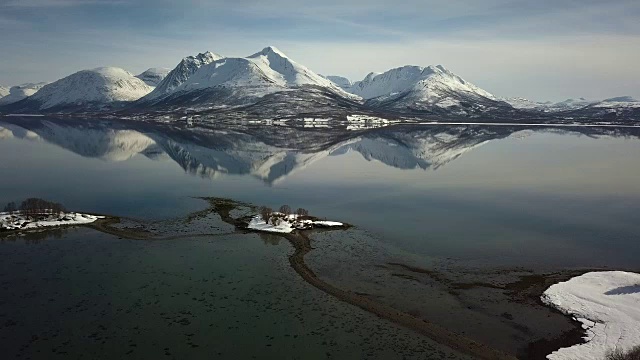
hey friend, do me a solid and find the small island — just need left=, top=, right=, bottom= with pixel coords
left=247, top=205, right=345, bottom=234
left=1, top=198, right=104, bottom=232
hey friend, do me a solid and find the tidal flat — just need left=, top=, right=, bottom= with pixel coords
left=0, top=197, right=599, bottom=359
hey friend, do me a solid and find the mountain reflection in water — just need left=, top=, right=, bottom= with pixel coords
left=3, top=117, right=639, bottom=186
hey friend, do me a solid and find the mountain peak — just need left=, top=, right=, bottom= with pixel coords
left=347, top=63, right=496, bottom=105
left=88, top=67, right=135, bottom=78
left=142, top=51, right=223, bottom=99
left=185, top=51, right=223, bottom=64
left=250, top=46, right=288, bottom=59
left=11, top=67, right=153, bottom=110
left=136, top=67, right=171, bottom=87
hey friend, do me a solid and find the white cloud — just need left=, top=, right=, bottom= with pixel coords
left=1, top=0, right=638, bottom=101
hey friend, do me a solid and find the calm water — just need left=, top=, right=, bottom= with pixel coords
left=1, top=117, right=640, bottom=358
left=2, top=118, right=639, bottom=268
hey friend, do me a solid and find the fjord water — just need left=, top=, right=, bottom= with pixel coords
left=2, top=118, right=639, bottom=268
left=1, top=118, right=640, bottom=358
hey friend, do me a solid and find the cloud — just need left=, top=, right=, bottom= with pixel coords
left=1, top=0, right=126, bottom=7
left=0, top=0, right=638, bottom=101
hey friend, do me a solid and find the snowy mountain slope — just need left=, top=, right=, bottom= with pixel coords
left=562, top=96, right=640, bottom=121
left=547, top=98, right=595, bottom=111
left=244, top=47, right=357, bottom=98
left=593, top=96, right=640, bottom=108
left=0, top=85, right=9, bottom=98
left=501, top=97, right=551, bottom=110
left=141, top=51, right=223, bottom=101
left=177, top=47, right=359, bottom=98
left=136, top=68, right=171, bottom=87
left=0, top=82, right=48, bottom=106
left=324, top=75, right=352, bottom=89
left=5, top=67, right=154, bottom=111
left=132, top=47, right=361, bottom=110
left=501, top=96, right=640, bottom=118
left=333, top=65, right=509, bottom=115
left=348, top=65, right=495, bottom=100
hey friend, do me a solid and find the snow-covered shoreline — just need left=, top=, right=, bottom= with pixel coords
left=247, top=213, right=344, bottom=234
left=541, top=271, right=640, bottom=360
left=0, top=211, right=105, bottom=231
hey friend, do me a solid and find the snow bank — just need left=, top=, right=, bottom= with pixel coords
left=0, top=212, right=105, bottom=231
left=247, top=213, right=344, bottom=234
left=312, top=221, right=344, bottom=227
left=247, top=216, right=294, bottom=233
left=542, top=271, right=640, bottom=360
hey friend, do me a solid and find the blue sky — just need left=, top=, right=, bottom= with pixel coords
left=1, top=0, right=639, bottom=101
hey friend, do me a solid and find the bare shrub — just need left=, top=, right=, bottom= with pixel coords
left=295, top=208, right=309, bottom=217
left=19, top=198, right=66, bottom=217
left=279, top=205, right=291, bottom=216
left=606, top=345, right=640, bottom=360
left=259, top=206, right=272, bottom=222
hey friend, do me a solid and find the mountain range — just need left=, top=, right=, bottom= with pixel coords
left=1, top=46, right=638, bottom=122
left=0, top=82, right=49, bottom=106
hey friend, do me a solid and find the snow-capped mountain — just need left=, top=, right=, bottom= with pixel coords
left=0, top=82, right=49, bottom=106
left=181, top=46, right=356, bottom=95
left=547, top=98, right=595, bottom=111
left=564, top=96, right=640, bottom=121
left=141, top=51, right=223, bottom=101
left=136, top=68, right=171, bottom=87
left=324, top=75, right=353, bottom=89
left=2, top=67, right=152, bottom=112
left=0, top=85, right=9, bottom=98
left=133, top=46, right=360, bottom=110
left=334, top=65, right=507, bottom=115
left=1, top=45, right=636, bottom=121
left=595, top=96, right=640, bottom=107
left=501, top=97, right=551, bottom=110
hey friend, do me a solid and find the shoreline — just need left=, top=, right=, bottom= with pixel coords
left=283, top=230, right=516, bottom=360
left=203, top=198, right=515, bottom=359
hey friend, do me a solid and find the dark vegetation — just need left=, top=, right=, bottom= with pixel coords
left=259, top=205, right=310, bottom=226
left=3, top=198, right=67, bottom=216
left=260, top=205, right=309, bottom=220
left=606, top=346, right=640, bottom=360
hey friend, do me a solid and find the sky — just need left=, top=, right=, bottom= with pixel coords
left=0, top=0, right=639, bottom=101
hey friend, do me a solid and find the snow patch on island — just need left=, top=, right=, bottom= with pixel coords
left=247, top=213, right=344, bottom=234
left=541, top=271, right=640, bottom=360
left=1, top=212, right=105, bottom=231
